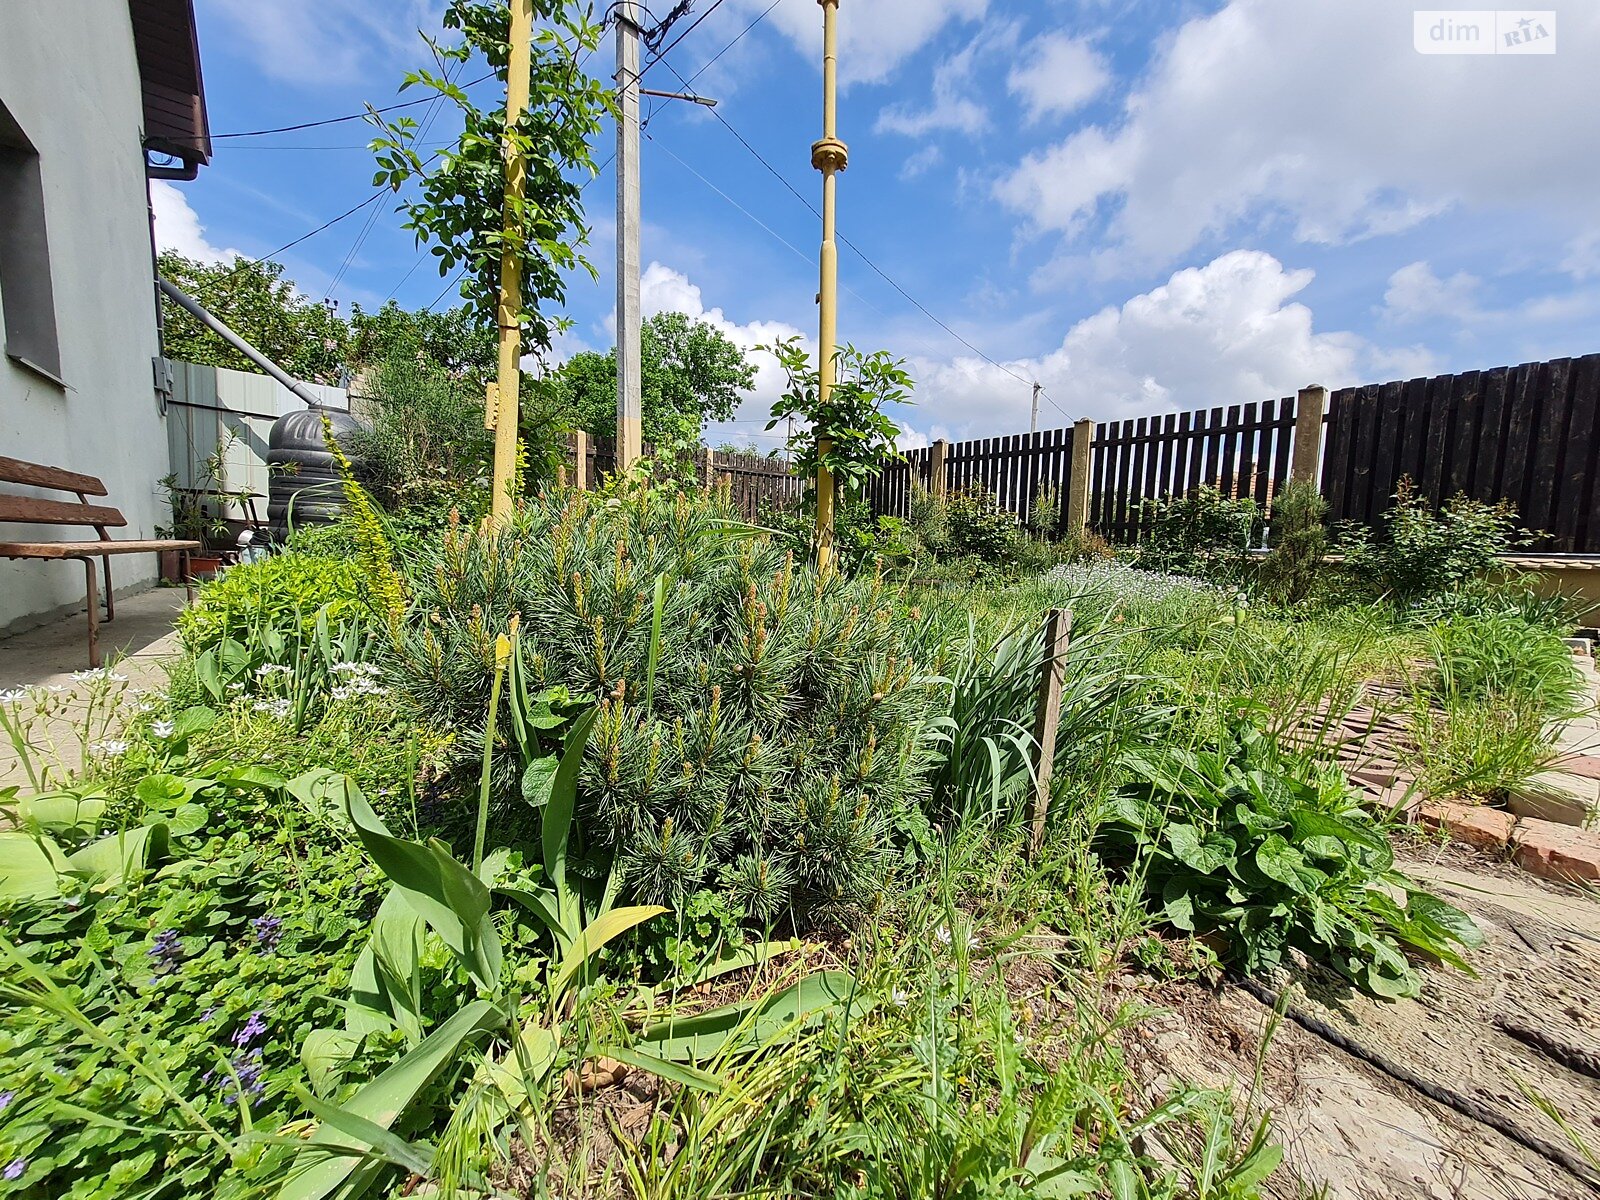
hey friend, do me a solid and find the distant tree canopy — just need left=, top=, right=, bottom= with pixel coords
left=158, top=252, right=349, bottom=383
left=535, top=311, right=757, bottom=451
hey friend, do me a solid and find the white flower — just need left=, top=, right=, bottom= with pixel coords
left=70, top=668, right=105, bottom=683
left=46, top=685, right=67, bottom=694
left=226, top=681, right=246, bottom=693
left=890, top=987, right=910, bottom=1008
left=935, top=925, right=952, bottom=947
left=90, top=740, right=128, bottom=757
left=0, top=688, right=27, bottom=705
left=108, top=672, right=128, bottom=683
left=255, top=664, right=292, bottom=678
left=151, top=720, right=174, bottom=739
left=137, top=702, right=155, bottom=713
left=251, top=698, right=291, bottom=718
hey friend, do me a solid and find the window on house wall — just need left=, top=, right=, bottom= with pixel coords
left=0, top=99, right=63, bottom=386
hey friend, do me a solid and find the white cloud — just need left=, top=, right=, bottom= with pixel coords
left=637, top=262, right=813, bottom=450
left=899, top=145, right=945, bottom=181
left=1381, top=261, right=1483, bottom=323
left=149, top=181, right=242, bottom=263
left=875, top=40, right=989, bottom=137
left=732, top=0, right=987, bottom=86
left=205, top=0, right=443, bottom=87
left=906, top=251, right=1370, bottom=437
left=1005, top=33, right=1110, bottom=122
left=995, top=0, right=1600, bottom=274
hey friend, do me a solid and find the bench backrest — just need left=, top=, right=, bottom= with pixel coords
left=0, top=456, right=127, bottom=531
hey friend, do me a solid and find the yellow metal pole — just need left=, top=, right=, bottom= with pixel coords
left=491, top=0, right=534, bottom=525
left=812, top=0, right=847, bottom=572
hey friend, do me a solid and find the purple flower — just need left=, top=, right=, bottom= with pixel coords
left=251, top=915, right=283, bottom=952
left=199, top=1007, right=218, bottom=1023
left=232, top=1011, right=268, bottom=1049
left=209, top=1050, right=266, bottom=1104
left=149, top=929, right=182, bottom=975
left=0, top=1090, right=12, bottom=1111
left=3, top=1159, right=25, bottom=1181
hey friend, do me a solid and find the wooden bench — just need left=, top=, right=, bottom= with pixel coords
left=0, top=456, right=200, bottom=667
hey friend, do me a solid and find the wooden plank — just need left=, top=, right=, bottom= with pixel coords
left=1127, top=417, right=1149, bottom=540
left=1028, top=608, right=1072, bottom=858
left=1370, top=379, right=1411, bottom=515
left=1269, top=395, right=1296, bottom=497
left=1186, top=407, right=1209, bottom=494
left=1251, top=398, right=1276, bottom=512
left=1170, top=410, right=1192, bottom=499
left=0, top=456, right=109, bottom=496
left=0, top=538, right=198, bottom=557
left=1203, top=405, right=1226, bottom=496
left=1346, top=385, right=1383, bottom=525
left=1522, top=357, right=1571, bottom=541
left=1090, top=423, right=1110, bottom=534
left=1419, top=372, right=1455, bottom=506
left=1321, top=387, right=1354, bottom=518
left=1557, top=354, right=1600, bottom=553
left=0, top=495, right=127, bottom=527
left=1152, top=412, right=1177, bottom=502
left=1216, top=404, right=1242, bottom=499
left=1499, top=362, right=1538, bottom=514
left=1444, top=370, right=1483, bottom=499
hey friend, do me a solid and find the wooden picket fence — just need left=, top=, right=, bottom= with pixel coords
left=566, top=433, right=801, bottom=521
left=862, top=351, right=1600, bottom=553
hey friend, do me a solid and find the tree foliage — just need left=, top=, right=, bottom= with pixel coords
left=764, top=339, right=912, bottom=496
left=534, top=312, right=756, bottom=452
left=157, top=252, right=348, bottom=383
left=368, top=0, right=611, bottom=357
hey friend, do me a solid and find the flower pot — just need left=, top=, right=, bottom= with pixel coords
left=185, top=553, right=225, bottom=582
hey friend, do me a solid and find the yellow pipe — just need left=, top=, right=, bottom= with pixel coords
left=812, top=0, right=847, bottom=572
left=491, top=0, right=534, bottom=526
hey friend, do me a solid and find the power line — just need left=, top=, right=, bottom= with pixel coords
left=210, top=73, right=496, bottom=139
left=682, top=0, right=784, bottom=86
left=651, top=58, right=1072, bottom=423
left=643, top=0, right=729, bottom=68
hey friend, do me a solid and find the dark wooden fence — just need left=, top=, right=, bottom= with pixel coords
left=570, top=434, right=801, bottom=521
left=865, top=430, right=1079, bottom=532
left=1321, top=354, right=1600, bottom=553
left=860, top=350, right=1600, bottom=553
left=1091, top=399, right=1298, bottom=543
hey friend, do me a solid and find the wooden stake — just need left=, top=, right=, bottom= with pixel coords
left=1029, top=608, right=1072, bottom=856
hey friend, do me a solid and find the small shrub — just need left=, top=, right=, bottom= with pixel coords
left=176, top=551, right=365, bottom=655
left=1100, top=717, right=1482, bottom=999
left=385, top=487, right=944, bottom=923
left=1334, top=478, right=1534, bottom=606
left=1258, top=480, right=1327, bottom=605
left=1132, top=485, right=1260, bottom=580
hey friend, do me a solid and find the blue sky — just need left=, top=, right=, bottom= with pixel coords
left=154, top=0, right=1600, bottom=451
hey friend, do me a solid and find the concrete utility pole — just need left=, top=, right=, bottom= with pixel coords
left=489, top=0, right=535, bottom=525
left=812, top=0, right=847, bottom=572
left=615, top=1, right=644, bottom=470
left=1031, top=381, right=1041, bottom=434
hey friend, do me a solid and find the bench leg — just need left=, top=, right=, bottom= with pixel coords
left=182, top=550, right=194, bottom=604
left=102, top=556, right=115, bottom=623
left=82, top=557, right=101, bottom=669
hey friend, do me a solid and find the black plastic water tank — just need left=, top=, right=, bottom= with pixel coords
left=266, top=408, right=368, bottom=534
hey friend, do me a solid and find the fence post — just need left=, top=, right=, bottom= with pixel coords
left=1029, top=608, right=1073, bottom=858
left=572, top=429, right=589, bottom=491
left=1291, top=385, right=1327, bottom=488
left=1066, top=418, right=1094, bottom=536
left=928, top=439, right=949, bottom=499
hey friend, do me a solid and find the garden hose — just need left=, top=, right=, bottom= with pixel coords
left=1235, top=975, right=1600, bottom=1195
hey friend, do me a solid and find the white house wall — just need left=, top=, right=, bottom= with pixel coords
left=0, top=1, right=174, bottom=634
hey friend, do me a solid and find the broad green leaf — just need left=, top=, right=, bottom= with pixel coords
left=599, top=1044, right=724, bottom=1094
left=291, top=1088, right=433, bottom=1178
left=19, top=792, right=105, bottom=834
left=0, top=832, right=68, bottom=899
left=341, top=780, right=502, bottom=995
left=170, top=804, right=208, bottom=837
left=542, top=707, right=599, bottom=889
left=550, top=906, right=667, bottom=1002
left=66, top=824, right=168, bottom=889
left=135, top=774, right=209, bottom=810
left=1166, top=823, right=1232, bottom=874
left=286, top=770, right=357, bottom=833
left=1253, top=835, right=1305, bottom=891
left=276, top=998, right=500, bottom=1200
left=301, top=1029, right=363, bottom=1096
left=170, top=706, right=217, bottom=741
left=519, top=756, right=558, bottom=809
left=636, top=970, right=857, bottom=1062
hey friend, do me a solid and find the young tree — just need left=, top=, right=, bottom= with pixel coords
left=536, top=312, right=757, bottom=452
left=157, top=252, right=349, bottom=383
left=368, top=0, right=611, bottom=360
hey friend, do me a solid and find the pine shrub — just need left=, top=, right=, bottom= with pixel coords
left=386, top=486, right=945, bottom=923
